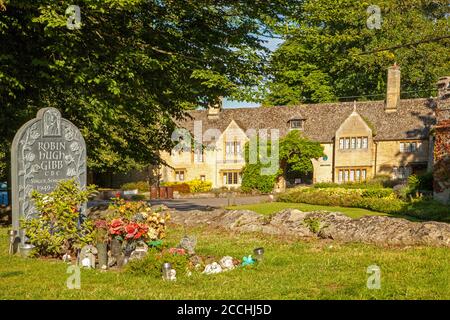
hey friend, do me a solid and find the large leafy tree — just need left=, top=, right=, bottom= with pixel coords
left=241, top=131, right=323, bottom=192
left=263, top=0, right=450, bottom=105
left=0, top=0, right=294, bottom=180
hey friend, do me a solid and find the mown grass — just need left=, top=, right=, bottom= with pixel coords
left=0, top=225, right=449, bottom=299
left=226, top=202, right=387, bottom=219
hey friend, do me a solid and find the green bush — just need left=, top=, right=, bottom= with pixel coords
left=403, top=198, right=450, bottom=222
left=357, top=197, right=405, bottom=214
left=408, top=172, right=434, bottom=192
left=278, top=187, right=403, bottom=214
left=303, top=217, right=324, bottom=233
left=241, top=163, right=277, bottom=194
left=121, top=181, right=149, bottom=193
left=20, top=179, right=96, bottom=257
left=278, top=186, right=450, bottom=221
left=126, top=248, right=190, bottom=278
left=131, top=194, right=146, bottom=201
left=361, top=188, right=394, bottom=198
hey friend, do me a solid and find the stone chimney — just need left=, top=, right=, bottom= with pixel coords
left=385, top=63, right=401, bottom=113
left=207, top=97, right=222, bottom=120
left=436, top=76, right=450, bottom=100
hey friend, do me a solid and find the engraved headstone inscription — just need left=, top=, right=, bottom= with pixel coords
left=11, top=108, right=86, bottom=251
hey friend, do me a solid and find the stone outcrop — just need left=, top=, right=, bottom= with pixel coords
left=170, top=208, right=450, bottom=247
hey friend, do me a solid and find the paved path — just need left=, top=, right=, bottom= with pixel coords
left=88, top=195, right=269, bottom=211
left=149, top=195, right=269, bottom=211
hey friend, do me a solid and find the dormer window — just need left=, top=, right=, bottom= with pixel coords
left=289, top=119, right=304, bottom=129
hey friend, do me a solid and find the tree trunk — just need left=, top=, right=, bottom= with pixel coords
left=274, top=161, right=287, bottom=193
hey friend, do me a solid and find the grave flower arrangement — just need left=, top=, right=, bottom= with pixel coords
left=106, top=198, right=170, bottom=249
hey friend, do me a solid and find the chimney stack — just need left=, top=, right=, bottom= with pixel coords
left=207, top=96, right=222, bottom=120
left=436, top=76, right=450, bottom=100
left=385, top=63, right=401, bottom=113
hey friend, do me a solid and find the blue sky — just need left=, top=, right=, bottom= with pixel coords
left=223, top=36, right=284, bottom=109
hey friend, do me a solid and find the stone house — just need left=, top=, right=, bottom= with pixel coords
left=160, top=66, right=447, bottom=190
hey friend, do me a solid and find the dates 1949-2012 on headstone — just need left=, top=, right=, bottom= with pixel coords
left=11, top=108, right=86, bottom=249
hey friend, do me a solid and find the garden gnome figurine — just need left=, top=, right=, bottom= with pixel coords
left=179, top=235, right=196, bottom=255
left=79, top=245, right=98, bottom=268
left=168, top=269, right=177, bottom=281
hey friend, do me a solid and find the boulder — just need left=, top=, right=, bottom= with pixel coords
left=170, top=208, right=450, bottom=247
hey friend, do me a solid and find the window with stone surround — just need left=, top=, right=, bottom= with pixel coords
left=338, top=167, right=368, bottom=183
left=339, top=136, right=368, bottom=150
left=225, top=141, right=241, bottom=156
left=194, top=147, right=204, bottom=163
left=175, top=170, right=185, bottom=181
left=223, top=171, right=241, bottom=185
left=393, top=166, right=412, bottom=179
left=289, top=119, right=304, bottom=129
left=399, top=141, right=422, bottom=153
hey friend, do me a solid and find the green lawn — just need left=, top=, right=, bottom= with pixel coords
left=0, top=225, right=449, bottom=299
left=227, top=202, right=388, bottom=219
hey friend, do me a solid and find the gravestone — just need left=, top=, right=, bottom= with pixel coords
left=11, top=108, right=86, bottom=250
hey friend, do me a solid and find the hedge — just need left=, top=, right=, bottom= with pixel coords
left=277, top=186, right=450, bottom=221
left=161, top=180, right=212, bottom=193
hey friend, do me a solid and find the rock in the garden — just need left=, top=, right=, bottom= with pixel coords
left=170, top=208, right=450, bottom=247
left=189, top=255, right=204, bottom=270
left=129, top=249, right=147, bottom=261
left=202, top=262, right=223, bottom=275
left=107, top=255, right=117, bottom=267
left=219, top=256, right=235, bottom=271
left=179, top=235, right=197, bottom=255
left=81, top=257, right=91, bottom=268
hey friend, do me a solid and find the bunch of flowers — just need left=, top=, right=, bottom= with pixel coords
left=105, top=200, right=170, bottom=245
left=109, top=219, right=149, bottom=241
left=168, top=247, right=186, bottom=255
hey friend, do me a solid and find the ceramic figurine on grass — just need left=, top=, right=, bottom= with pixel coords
left=241, top=255, right=255, bottom=267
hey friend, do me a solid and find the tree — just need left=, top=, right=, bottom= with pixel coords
left=263, top=0, right=450, bottom=105
left=278, top=130, right=324, bottom=189
left=241, top=136, right=279, bottom=193
left=0, top=0, right=295, bottom=180
left=241, top=130, right=323, bottom=192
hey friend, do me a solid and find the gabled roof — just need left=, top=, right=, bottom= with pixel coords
left=177, top=98, right=438, bottom=143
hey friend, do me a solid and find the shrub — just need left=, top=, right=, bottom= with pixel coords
left=357, top=196, right=405, bottom=214
left=408, top=172, right=434, bottom=192
left=126, top=248, right=190, bottom=278
left=303, top=217, right=324, bottom=233
left=161, top=182, right=190, bottom=193
left=131, top=194, right=146, bottom=201
left=403, top=198, right=450, bottom=222
left=278, top=187, right=403, bottom=214
left=21, top=179, right=96, bottom=257
left=279, top=186, right=450, bottom=222
left=241, top=163, right=277, bottom=193
left=361, top=188, right=394, bottom=198
left=186, top=179, right=212, bottom=193
left=121, top=181, right=149, bottom=193
left=162, top=180, right=211, bottom=193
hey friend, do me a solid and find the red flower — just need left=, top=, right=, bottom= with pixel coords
left=95, top=220, right=108, bottom=230
left=169, top=247, right=186, bottom=255
left=134, top=224, right=149, bottom=240
left=124, top=222, right=139, bottom=239
left=109, top=219, right=124, bottom=235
